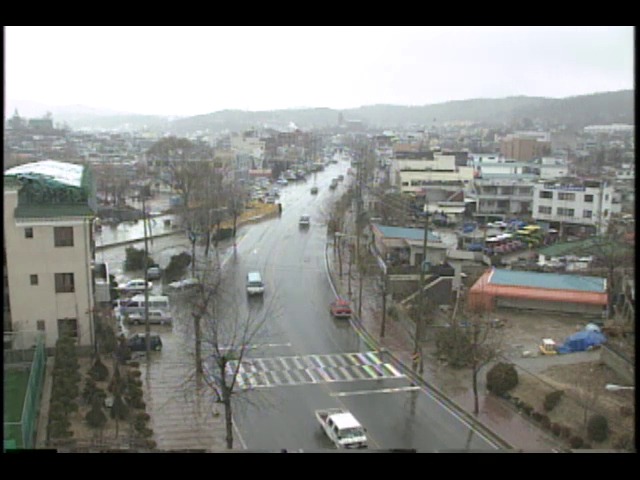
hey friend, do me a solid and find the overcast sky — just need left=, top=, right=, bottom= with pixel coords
left=4, top=26, right=635, bottom=117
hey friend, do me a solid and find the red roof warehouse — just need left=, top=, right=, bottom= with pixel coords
left=468, top=268, right=608, bottom=317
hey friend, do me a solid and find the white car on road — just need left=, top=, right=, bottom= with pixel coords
left=119, top=279, right=153, bottom=294
left=126, top=309, right=172, bottom=326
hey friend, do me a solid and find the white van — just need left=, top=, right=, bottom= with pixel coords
left=246, top=272, right=265, bottom=295
left=118, top=295, right=170, bottom=316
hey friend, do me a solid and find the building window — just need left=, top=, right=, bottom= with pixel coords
left=584, top=194, right=594, bottom=203
left=538, top=206, right=552, bottom=214
left=54, top=273, right=75, bottom=293
left=558, top=192, right=576, bottom=201
left=25, top=227, right=34, bottom=239
left=57, top=318, right=78, bottom=338
left=37, top=320, right=45, bottom=331
left=30, top=274, right=38, bottom=286
left=539, top=190, right=553, bottom=199
left=605, top=194, right=609, bottom=201
left=557, top=207, right=575, bottom=217
left=583, top=210, right=593, bottom=219
left=54, top=227, right=74, bottom=247
left=604, top=209, right=609, bottom=217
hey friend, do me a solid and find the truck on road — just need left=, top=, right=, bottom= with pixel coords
left=315, top=408, right=368, bottom=449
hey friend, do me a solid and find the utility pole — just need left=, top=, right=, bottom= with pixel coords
left=378, top=257, right=388, bottom=339
left=355, top=142, right=365, bottom=319
left=143, top=194, right=151, bottom=361
left=413, top=196, right=429, bottom=374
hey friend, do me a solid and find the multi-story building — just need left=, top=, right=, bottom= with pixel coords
left=500, top=132, right=551, bottom=161
left=392, top=153, right=474, bottom=195
left=4, top=160, right=98, bottom=348
left=470, top=178, right=536, bottom=219
left=467, top=153, right=537, bottom=220
left=532, top=179, right=621, bottom=236
left=536, top=156, right=569, bottom=180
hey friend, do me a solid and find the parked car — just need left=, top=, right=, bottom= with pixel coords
left=119, top=279, right=153, bottom=294
left=166, top=277, right=200, bottom=292
left=330, top=299, right=352, bottom=318
left=147, top=265, right=162, bottom=280
left=127, top=333, right=162, bottom=352
left=299, top=214, right=311, bottom=227
left=126, top=309, right=172, bottom=325
left=311, top=186, right=319, bottom=194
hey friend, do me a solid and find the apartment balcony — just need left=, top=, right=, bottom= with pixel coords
left=477, top=193, right=532, bottom=201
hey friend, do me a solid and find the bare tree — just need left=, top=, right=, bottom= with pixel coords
left=183, top=259, right=272, bottom=449
left=436, top=299, right=503, bottom=415
left=465, top=312, right=503, bottom=415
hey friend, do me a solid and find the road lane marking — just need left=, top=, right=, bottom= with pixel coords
left=331, top=386, right=421, bottom=397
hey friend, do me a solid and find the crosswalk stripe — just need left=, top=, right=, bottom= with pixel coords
left=365, top=351, right=381, bottom=365
left=321, top=354, right=337, bottom=368
left=292, top=356, right=306, bottom=370
left=317, top=368, right=333, bottom=382
left=216, top=352, right=406, bottom=389
left=280, top=369, right=295, bottom=385
left=305, top=368, right=321, bottom=383
left=384, top=363, right=402, bottom=377
left=349, top=365, right=367, bottom=379
left=362, top=365, right=378, bottom=378
left=331, top=366, right=350, bottom=382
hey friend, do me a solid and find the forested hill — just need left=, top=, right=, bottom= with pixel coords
left=46, top=90, right=633, bottom=133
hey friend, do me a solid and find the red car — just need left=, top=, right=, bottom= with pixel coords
left=330, top=299, right=352, bottom=318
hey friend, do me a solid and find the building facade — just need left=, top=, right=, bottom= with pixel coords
left=392, top=154, right=474, bottom=195
left=532, top=179, right=621, bottom=236
left=4, top=160, right=98, bottom=348
left=500, top=133, right=551, bottom=161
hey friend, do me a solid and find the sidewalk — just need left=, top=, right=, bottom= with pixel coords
left=325, top=237, right=566, bottom=451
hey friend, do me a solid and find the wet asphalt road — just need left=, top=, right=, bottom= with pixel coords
left=100, top=162, right=498, bottom=451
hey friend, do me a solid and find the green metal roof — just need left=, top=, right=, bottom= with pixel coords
left=372, top=223, right=441, bottom=243
left=490, top=268, right=606, bottom=293
left=14, top=204, right=96, bottom=218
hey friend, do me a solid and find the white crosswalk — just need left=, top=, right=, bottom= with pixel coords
left=225, top=351, right=405, bottom=390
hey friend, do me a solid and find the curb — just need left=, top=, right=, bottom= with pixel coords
left=96, top=208, right=280, bottom=251
left=324, top=241, right=513, bottom=451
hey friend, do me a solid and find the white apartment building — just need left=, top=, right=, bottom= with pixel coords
left=4, top=160, right=98, bottom=348
left=229, top=132, right=266, bottom=162
left=532, top=179, right=622, bottom=236
left=537, top=157, right=569, bottom=180
left=392, top=153, right=474, bottom=195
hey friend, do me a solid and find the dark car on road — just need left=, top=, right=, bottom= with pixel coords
left=127, top=333, right=162, bottom=352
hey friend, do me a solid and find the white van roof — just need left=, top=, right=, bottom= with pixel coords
left=247, top=271, right=262, bottom=281
left=130, top=294, right=169, bottom=302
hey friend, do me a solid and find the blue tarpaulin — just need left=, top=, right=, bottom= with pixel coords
left=557, top=330, right=607, bottom=354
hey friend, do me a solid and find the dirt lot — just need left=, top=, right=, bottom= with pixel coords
left=424, top=310, right=635, bottom=451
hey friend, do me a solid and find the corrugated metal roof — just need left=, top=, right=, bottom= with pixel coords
left=372, top=223, right=441, bottom=243
left=468, top=268, right=608, bottom=307
left=489, top=268, right=606, bottom=293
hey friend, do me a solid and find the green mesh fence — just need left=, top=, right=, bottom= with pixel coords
left=3, top=333, right=46, bottom=450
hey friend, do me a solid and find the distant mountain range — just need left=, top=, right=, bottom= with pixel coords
left=7, top=90, right=634, bottom=134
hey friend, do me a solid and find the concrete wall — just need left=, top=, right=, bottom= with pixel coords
left=600, top=344, right=634, bottom=385
left=495, top=296, right=605, bottom=317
